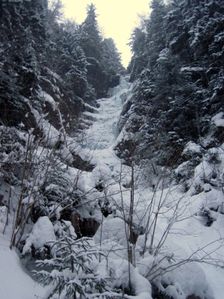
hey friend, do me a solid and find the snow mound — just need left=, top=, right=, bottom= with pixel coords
left=183, top=141, right=202, bottom=155
left=97, top=258, right=152, bottom=299
left=160, top=262, right=214, bottom=299
left=23, top=216, right=56, bottom=254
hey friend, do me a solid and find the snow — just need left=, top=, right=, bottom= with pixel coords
left=32, top=107, right=61, bottom=147
left=160, top=262, right=214, bottom=299
left=181, top=66, right=205, bottom=72
left=157, top=48, right=169, bottom=63
left=94, top=216, right=128, bottom=247
left=212, top=112, right=224, bottom=127
left=84, top=102, right=99, bottom=113
left=81, top=76, right=131, bottom=150
left=0, top=232, right=47, bottom=299
left=97, top=258, right=152, bottom=299
left=22, top=195, right=34, bottom=205
left=75, top=77, right=133, bottom=197
left=2, top=76, right=224, bottom=299
left=91, top=162, right=112, bottom=185
left=23, top=216, right=56, bottom=255
left=39, top=90, right=57, bottom=111
left=183, top=141, right=202, bottom=155
left=77, top=77, right=224, bottom=299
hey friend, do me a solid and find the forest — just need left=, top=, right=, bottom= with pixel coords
left=0, top=0, right=224, bottom=299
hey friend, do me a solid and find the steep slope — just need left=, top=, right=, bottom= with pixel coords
left=80, top=77, right=224, bottom=299
left=112, top=1, right=224, bottom=298
left=1, top=1, right=224, bottom=297
left=0, top=77, right=153, bottom=299
left=77, top=77, right=224, bottom=299
left=120, top=0, right=224, bottom=167
left=82, top=77, right=130, bottom=150
left=0, top=234, right=46, bottom=299
left=1, top=74, right=224, bottom=299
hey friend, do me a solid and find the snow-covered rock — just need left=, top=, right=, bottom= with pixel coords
left=158, top=262, right=214, bottom=299
left=23, top=216, right=56, bottom=255
left=97, top=258, right=152, bottom=299
left=183, top=141, right=203, bottom=156
left=212, top=112, right=224, bottom=128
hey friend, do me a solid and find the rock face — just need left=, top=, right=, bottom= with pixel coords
left=71, top=154, right=94, bottom=172
left=71, top=212, right=100, bottom=238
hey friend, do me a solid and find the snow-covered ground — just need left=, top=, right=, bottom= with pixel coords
left=1, top=76, right=224, bottom=299
left=0, top=182, right=47, bottom=299
left=0, top=77, right=132, bottom=299
left=79, top=76, right=224, bottom=299
left=0, top=233, right=46, bottom=299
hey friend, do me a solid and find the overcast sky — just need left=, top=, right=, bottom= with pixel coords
left=62, top=0, right=151, bottom=67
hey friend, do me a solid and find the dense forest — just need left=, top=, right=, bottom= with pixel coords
left=118, top=0, right=224, bottom=166
left=0, top=0, right=224, bottom=299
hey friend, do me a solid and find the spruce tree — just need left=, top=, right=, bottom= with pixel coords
left=80, top=3, right=102, bottom=60
left=119, top=0, right=224, bottom=166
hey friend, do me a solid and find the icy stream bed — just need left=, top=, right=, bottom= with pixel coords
left=1, top=76, right=224, bottom=299
left=82, top=76, right=131, bottom=150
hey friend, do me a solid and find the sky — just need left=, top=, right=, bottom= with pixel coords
left=62, top=0, right=151, bottom=67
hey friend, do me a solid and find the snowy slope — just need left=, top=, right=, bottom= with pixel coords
left=78, top=76, right=133, bottom=191
left=0, top=77, right=133, bottom=299
left=1, top=76, right=224, bottom=299
left=0, top=234, right=46, bottom=299
left=78, top=76, right=224, bottom=299
left=0, top=182, right=47, bottom=299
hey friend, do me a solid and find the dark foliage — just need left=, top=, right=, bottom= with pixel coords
left=117, top=0, right=224, bottom=167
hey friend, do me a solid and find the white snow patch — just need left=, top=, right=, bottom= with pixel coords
left=212, top=112, right=224, bottom=127
left=0, top=234, right=47, bottom=299
left=181, top=66, right=204, bottom=72
left=94, top=216, right=128, bottom=246
left=23, top=216, right=56, bottom=254
left=183, top=141, right=202, bottom=155
left=161, top=262, right=214, bottom=299
left=97, top=258, right=152, bottom=299
left=39, top=90, right=57, bottom=111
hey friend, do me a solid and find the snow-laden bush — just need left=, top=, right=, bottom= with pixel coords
left=42, top=162, right=82, bottom=205
left=35, top=227, right=121, bottom=299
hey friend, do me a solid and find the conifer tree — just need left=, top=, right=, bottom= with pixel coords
left=119, top=0, right=224, bottom=166
left=80, top=3, right=102, bottom=60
